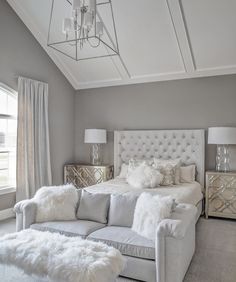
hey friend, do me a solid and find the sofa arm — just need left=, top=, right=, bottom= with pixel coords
left=155, top=204, right=197, bottom=282
left=14, top=200, right=37, bottom=231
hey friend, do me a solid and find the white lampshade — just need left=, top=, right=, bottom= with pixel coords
left=62, top=18, right=73, bottom=34
left=72, top=0, right=81, bottom=10
left=84, top=129, right=107, bottom=144
left=208, top=127, right=236, bottom=145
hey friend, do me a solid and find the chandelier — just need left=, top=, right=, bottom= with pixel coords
left=47, top=0, right=119, bottom=61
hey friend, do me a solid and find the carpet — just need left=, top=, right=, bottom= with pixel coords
left=184, top=218, right=236, bottom=282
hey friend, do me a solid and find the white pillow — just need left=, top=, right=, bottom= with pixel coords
left=127, top=158, right=153, bottom=177
left=132, top=193, right=174, bottom=241
left=153, top=158, right=181, bottom=186
left=117, top=163, right=128, bottom=178
left=180, top=165, right=196, bottom=183
left=34, top=184, right=79, bottom=222
left=127, top=163, right=163, bottom=189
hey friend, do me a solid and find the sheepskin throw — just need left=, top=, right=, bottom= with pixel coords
left=33, top=184, right=79, bottom=222
left=132, top=193, right=174, bottom=241
left=0, top=229, right=125, bottom=282
left=127, top=163, right=163, bottom=189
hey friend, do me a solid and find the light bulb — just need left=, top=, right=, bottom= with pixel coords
left=85, top=12, right=93, bottom=28
left=96, top=21, right=103, bottom=36
left=89, top=0, right=96, bottom=12
left=62, top=18, right=73, bottom=34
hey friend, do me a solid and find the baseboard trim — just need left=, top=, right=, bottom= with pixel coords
left=0, top=208, right=15, bottom=221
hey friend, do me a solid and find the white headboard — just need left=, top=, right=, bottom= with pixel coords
left=114, top=129, right=205, bottom=187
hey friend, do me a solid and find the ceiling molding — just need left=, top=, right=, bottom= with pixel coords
left=166, top=0, right=195, bottom=73
left=78, top=67, right=236, bottom=90
left=7, top=0, right=80, bottom=89
left=174, top=0, right=236, bottom=74
left=7, top=0, right=236, bottom=90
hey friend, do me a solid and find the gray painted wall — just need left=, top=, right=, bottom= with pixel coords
left=1, top=0, right=236, bottom=212
left=0, top=0, right=75, bottom=210
left=75, top=75, right=236, bottom=172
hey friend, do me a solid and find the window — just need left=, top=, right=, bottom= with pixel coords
left=0, top=83, right=17, bottom=189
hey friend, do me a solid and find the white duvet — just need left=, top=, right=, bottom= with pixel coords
left=86, top=178, right=203, bottom=206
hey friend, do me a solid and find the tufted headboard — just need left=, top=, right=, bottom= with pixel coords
left=114, top=129, right=205, bottom=187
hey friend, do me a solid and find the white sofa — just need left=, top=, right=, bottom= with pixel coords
left=14, top=191, right=197, bottom=282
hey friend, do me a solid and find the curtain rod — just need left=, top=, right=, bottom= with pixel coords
left=14, top=75, right=47, bottom=84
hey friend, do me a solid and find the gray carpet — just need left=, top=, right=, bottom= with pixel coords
left=0, top=217, right=236, bottom=282
left=184, top=218, right=236, bottom=282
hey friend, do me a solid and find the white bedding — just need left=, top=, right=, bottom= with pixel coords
left=85, top=178, right=203, bottom=206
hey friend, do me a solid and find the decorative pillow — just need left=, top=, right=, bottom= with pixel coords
left=34, top=184, right=79, bottom=223
left=153, top=158, right=181, bottom=186
left=127, top=163, right=163, bottom=189
left=132, top=193, right=174, bottom=241
left=127, top=158, right=153, bottom=177
left=117, top=163, right=128, bottom=178
left=77, top=190, right=110, bottom=223
left=108, top=193, right=138, bottom=227
left=180, top=165, right=196, bottom=183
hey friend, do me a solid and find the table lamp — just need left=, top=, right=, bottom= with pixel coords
left=208, top=127, right=236, bottom=172
left=84, top=129, right=107, bottom=165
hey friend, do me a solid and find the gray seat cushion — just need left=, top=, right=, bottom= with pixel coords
left=77, top=190, right=110, bottom=224
left=30, top=220, right=105, bottom=239
left=108, top=193, right=138, bottom=227
left=88, top=226, right=155, bottom=260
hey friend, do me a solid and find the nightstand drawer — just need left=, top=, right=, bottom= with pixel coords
left=206, top=172, right=236, bottom=219
left=64, top=164, right=114, bottom=188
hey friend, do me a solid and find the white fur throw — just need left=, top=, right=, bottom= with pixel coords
left=132, top=193, right=174, bottom=241
left=127, top=163, right=163, bottom=189
left=33, top=184, right=79, bottom=222
left=0, top=229, right=125, bottom=282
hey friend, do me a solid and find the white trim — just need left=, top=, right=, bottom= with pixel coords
left=166, top=0, right=195, bottom=73
left=0, top=82, right=17, bottom=97
left=7, top=0, right=236, bottom=90
left=77, top=67, right=236, bottom=90
left=0, top=187, right=16, bottom=196
left=0, top=208, right=15, bottom=221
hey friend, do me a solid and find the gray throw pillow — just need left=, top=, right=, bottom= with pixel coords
left=108, top=193, right=138, bottom=227
left=77, top=190, right=110, bottom=224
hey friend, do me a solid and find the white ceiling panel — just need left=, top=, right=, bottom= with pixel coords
left=112, top=0, right=185, bottom=77
left=6, top=0, right=236, bottom=89
left=69, top=57, right=122, bottom=84
left=181, top=0, right=236, bottom=71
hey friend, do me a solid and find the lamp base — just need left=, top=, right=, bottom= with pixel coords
left=216, top=145, right=230, bottom=172
left=90, top=144, right=102, bottom=165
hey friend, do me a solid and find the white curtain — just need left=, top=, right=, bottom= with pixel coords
left=16, top=77, right=52, bottom=202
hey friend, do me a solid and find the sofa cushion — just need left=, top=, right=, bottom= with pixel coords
left=108, top=194, right=138, bottom=227
left=77, top=190, right=110, bottom=224
left=30, top=220, right=105, bottom=239
left=87, top=226, right=155, bottom=260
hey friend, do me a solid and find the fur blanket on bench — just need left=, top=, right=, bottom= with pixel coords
left=0, top=229, right=125, bottom=282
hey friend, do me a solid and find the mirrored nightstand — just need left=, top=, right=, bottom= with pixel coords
left=64, top=164, right=114, bottom=188
left=205, top=171, right=236, bottom=219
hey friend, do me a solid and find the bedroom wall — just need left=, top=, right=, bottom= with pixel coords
left=0, top=0, right=75, bottom=210
left=75, top=74, right=236, bottom=172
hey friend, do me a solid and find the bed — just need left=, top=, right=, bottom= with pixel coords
left=86, top=129, right=205, bottom=220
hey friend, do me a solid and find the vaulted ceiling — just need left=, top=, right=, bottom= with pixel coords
left=7, top=0, right=236, bottom=90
